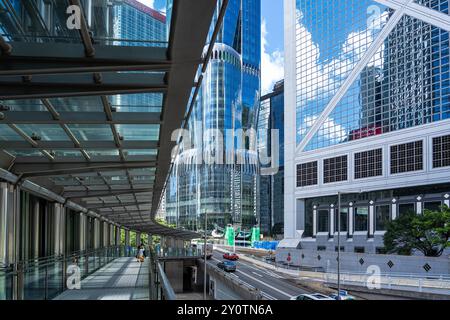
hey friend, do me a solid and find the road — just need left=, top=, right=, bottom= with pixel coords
left=211, top=251, right=309, bottom=300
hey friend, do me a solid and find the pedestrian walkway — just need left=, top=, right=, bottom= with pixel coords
left=54, top=257, right=149, bottom=300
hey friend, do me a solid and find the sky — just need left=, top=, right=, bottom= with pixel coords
left=136, top=0, right=285, bottom=94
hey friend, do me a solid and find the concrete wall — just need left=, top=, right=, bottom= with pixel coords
left=276, top=248, right=450, bottom=276
left=164, top=260, right=184, bottom=293
left=207, top=265, right=262, bottom=300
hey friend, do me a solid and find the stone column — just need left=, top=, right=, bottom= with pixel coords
left=312, top=205, right=317, bottom=237
left=348, top=202, right=354, bottom=237
left=444, top=194, right=450, bottom=208
left=369, top=200, right=375, bottom=237
left=329, top=205, right=335, bottom=238
left=416, top=196, right=423, bottom=214
left=391, top=198, right=398, bottom=220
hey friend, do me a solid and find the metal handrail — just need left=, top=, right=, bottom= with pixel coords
left=156, top=261, right=176, bottom=300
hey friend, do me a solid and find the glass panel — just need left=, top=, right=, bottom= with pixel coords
left=53, top=150, right=83, bottom=158
left=0, top=125, right=23, bottom=141
left=375, top=205, right=390, bottom=231
left=317, top=209, right=329, bottom=232
left=296, top=0, right=392, bottom=145
left=335, top=207, right=348, bottom=232
left=354, top=207, right=368, bottom=231
left=5, top=149, right=43, bottom=157
left=68, top=125, right=113, bottom=141
left=123, top=149, right=158, bottom=157
left=16, top=124, right=70, bottom=141
left=0, top=99, right=46, bottom=111
left=116, top=124, right=160, bottom=141
left=399, top=203, right=415, bottom=216
left=110, top=93, right=163, bottom=112
left=49, top=97, right=103, bottom=112
left=424, top=201, right=442, bottom=211
left=85, top=149, right=120, bottom=157
left=0, top=0, right=170, bottom=46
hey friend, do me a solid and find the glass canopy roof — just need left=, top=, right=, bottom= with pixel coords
left=0, top=0, right=216, bottom=239
left=0, top=0, right=169, bottom=231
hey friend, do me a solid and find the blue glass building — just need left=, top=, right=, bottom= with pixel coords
left=258, top=80, right=284, bottom=238
left=165, top=0, right=261, bottom=237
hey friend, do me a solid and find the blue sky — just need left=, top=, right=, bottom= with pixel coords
left=137, top=0, right=285, bottom=94
left=261, top=0, right=284, bottom=94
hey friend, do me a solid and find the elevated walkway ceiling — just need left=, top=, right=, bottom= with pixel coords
left=0, top=0, right=217, bottom=239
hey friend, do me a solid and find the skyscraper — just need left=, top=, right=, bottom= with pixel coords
left=165, top=0, right=261, bottom=237
left=258, top=80, right=285, bottom=238
left=282, top=0, right=450, bottom=256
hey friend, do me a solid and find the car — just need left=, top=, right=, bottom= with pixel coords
left=329, top=291, right=355, bottom=300
left=223, top=252, right=239, bottom=261
left=217, top=261, right=236, bottom=272
left=290, top=293, right=335, bottom=301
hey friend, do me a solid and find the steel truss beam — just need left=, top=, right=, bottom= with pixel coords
left=12, top=161, right=157, bottom=178
left=0, top=73, right=167, bottom=99
left=65, top=189, right=152, bottom=200
left=0, top=141, right=158, bottom=150
left=374, top=0, right=450, bottom=32
left=0, top=111, right=161, bottom=125
left=86, top=202, right=152, bottom=210
left=0, top=43, right=169, bottom=76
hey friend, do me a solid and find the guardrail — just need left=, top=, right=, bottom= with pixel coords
left=206, top=262, right=264, bottom=300
left=0, top=245, right=137, bottom=300
left=156, top=261, right=177, bottom=300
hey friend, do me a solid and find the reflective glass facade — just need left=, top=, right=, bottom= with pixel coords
left=258, top=81, right=284, bottom=237
left=165, top=0, right=261, bottom=235
left=285, top=0, right=450, bottom=254
left=294, top=0, right=449, bottom=151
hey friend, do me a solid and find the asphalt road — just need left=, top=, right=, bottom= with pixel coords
left=211, top=251, right=310, bottom=300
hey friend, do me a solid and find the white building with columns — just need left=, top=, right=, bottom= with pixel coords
left=282, top=0, right=450, bottom=255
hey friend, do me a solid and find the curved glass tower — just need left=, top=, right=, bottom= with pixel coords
left=165, top=0, right=261, bottom=237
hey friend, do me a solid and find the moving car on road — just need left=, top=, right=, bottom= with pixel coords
left=329, top=291, right=355, bottom=300
left=290, top=293, right=334, bottom=301
left=217, top=261, right=237, bottom=272
left=223, top=252, right=239, bottom=261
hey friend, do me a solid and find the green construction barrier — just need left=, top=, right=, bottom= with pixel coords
left=225, top=226, right=235, bottom=246
left=251, top=227, right=260, bottom=246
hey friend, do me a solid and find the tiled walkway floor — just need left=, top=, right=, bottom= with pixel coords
left=54, top=257, right=149, bottom=300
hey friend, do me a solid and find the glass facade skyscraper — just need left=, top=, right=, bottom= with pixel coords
left=165, top=0, right=261, bottom=237
left=258, top=81, right=285, bottom=238
left=283, top=0, right=450, bottom=254
left=112, top=0, right=167, bottom=110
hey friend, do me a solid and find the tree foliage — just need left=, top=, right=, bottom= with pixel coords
left=384, top=206, right=450, bottom=257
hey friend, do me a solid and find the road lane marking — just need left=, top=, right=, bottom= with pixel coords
left=252, top=272, right=263, bottom=277
left=235, top=269, right=295, bottom=299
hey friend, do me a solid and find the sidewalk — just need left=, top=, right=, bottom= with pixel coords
left=54, top=257, right=149, bottom=300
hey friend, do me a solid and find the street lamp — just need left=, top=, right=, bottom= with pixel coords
left=337, top=189, right=362, bottom=300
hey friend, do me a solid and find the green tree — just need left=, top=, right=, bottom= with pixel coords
left=384, top=206, right=450, bottom=257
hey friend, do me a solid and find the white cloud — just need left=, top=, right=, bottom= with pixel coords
left=136, top=0, right=155, bottom=9
left=261, top=19, right=284, bottom=95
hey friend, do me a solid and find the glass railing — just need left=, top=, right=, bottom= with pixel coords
left=155, top=247, right=202, bottom=258
left=0, top=245, right=138, bottom=300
